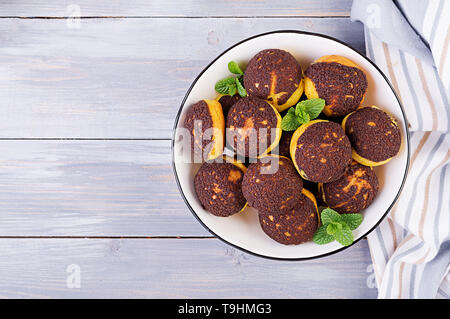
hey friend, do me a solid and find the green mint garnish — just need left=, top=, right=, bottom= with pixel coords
left=228, top=83, right=237, bottom=96
left=215, top=77, right=236, bottom=95
left=340, top=214, right=363, bottom=230
left=300, top=98, right=326, bottom=119
left=228, top=61, right=244, bottom=75
left=215, top=61, right=247, bottom=98
left=326, top=223, right=339, bottom=235
left=280, top=108, right=300, bottom=131
left=281, top=98, right=325, bottom=131
left=235, top=77, right=247, bottom=97
left=295, top=107, right=310, bottom=124
left=334, top=224, right=354, bottom=246
left=313, top=208, right=363, bottom=247
left=312, top=225, right=335, bottom=245
left=321, top=207, right=342, bottom=224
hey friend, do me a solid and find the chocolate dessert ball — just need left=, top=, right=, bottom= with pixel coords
left=244, top=49, right=303, bottom=112
left=290, top=120, right=352, bottom=183
left=226, top=96, right=281, bottom=158
left=342, top=106, right=402, bottom=166
left=320, top=161, right=379, bottom=214
left=304, top=55, right=368, bottom=117
left=259, top=189, right=318, bottom=245
left=242, top=155, right=303, bottom=215
left=182, top=99, right=225, bottom=160
left=194, top=157, right=247, bottom=217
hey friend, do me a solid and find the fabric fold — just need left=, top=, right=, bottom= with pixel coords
left=351, top=0, right=450, bottom=299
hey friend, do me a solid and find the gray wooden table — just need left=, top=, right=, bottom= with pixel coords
left=0, top=1, right=377, bottom=298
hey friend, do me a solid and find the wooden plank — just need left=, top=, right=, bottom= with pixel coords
left=0, top=0, right=353, bottom=17
left=0, top=18, right=364, bottom=139
left=0, top=238, right=377, bottom=298
left=0, top=139, right=209, bottom=236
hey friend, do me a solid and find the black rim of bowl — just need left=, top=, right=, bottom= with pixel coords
left=171, top=30, right=411, bottom=261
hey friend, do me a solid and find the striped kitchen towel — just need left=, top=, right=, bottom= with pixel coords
left=351, top=0, right=449, bottom=298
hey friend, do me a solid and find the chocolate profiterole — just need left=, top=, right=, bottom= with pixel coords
left=244, top=49, right=303, bottom=112
left=226, top=96, right=281, bottom=158
left=182, top=99, right=225, bottom=160
left=241, top=155, right=303, bottom=216
left=342, top=106, right=402, bottom=166
left=259, top=189, right=319, bottom=245
left=290, top=120, right=352, bottom=183
left=304, top=55, right=368, bottom=117
left=319, top=161, right=379, bottom=214
left=194, top=156, right=247, bottom=217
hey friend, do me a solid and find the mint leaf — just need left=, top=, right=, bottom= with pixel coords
left=228, top=61, right=244, bottom=75
left=286, top=107, right=296, bottom=116
left=327, top=221, right=344, bottom=235
left=235, top=77, right=247, bottom=97
left=215, top=61, right=246, bottom=96
left=341, top=214, right=363, bottom=230
left=300, top=98, right=325, bottom=119
left=313, top=225, right=335, bottom=245
left=296, top=107, right=310, bottom=124
left=228, top=83, right=237, bottom=96
left=295, top=102, right=304, bottom=117
left=281, top=108, right=301, bottom=131
left=314, top=207, right=360, bottom=247
left=281, top=98, right=325, bottom=132
left=238, top=75, right=245, bottom=86
left=326, top=223, right=338, bottom=235
left=321, top=208, right=342, bottom=225
left=334, top=224, right=354, bottom=246
left=215, top=77, right=237, bottom=95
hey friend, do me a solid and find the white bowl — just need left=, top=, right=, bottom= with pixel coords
left=172, top=30, right=410, bottom=260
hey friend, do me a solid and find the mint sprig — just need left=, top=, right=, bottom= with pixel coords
left=313, top=208, right=363, bottom=246
left=281, top=98, right=325, bottom=131
left=215, top=77, right=237, bottom=96
left=295, top=107, right=310, bottom=124
left=214, top=61, right=247, bottom=97
left=235, top=77, right=247, bottom=97
left=228, top=61, right=244, bottom=75
left=280, top=108, right=300, bottom=131
left=300, top=98, right=325, bottom=119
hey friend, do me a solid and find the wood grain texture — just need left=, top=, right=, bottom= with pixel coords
left=0, top=2, right=377, bottom=298
left=0, top=18, right=364, bottom=138
left=0, top=0, right=353, bottom=17
left=0, top=139, right=210, bottom=236
left=0, top=238, right=377, bottom=298
left=0, top=139, right=377, bottom=297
